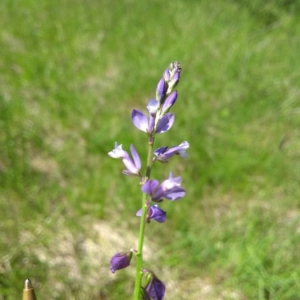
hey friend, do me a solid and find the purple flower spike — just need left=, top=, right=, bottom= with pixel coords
left=122, top=144, right=141, bottom=176
left=110, top=251, right=132, bottom=273
left=136, top=205, right=167, bottom=223
left=161, top=91, right=177, bottom=115
left=154, top=141, right=189, bottom=162
left=156, top=113, right=175, bottom=134
left=146, top=274, right=166, bottom=300
left=132, top=109, right=148, bottom=133
left=142, top=173, right=186, bottom=202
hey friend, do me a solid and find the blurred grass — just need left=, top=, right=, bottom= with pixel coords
left=1, top=0, right=300, bottom=299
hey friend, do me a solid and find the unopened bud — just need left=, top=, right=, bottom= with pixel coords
left=110, top=251, right=133, bottom=273
left=156, top=78, right=168, bottom=104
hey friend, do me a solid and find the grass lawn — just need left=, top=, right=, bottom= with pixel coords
left=1, top=0, right=300, bottom=299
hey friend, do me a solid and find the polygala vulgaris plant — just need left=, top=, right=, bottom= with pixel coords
left=108, top=62, right=189, bottom=300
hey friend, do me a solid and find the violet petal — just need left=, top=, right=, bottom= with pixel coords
left=142, top=180, right=160, bottom=195
left=132, top=109, right=148, bottom=132
left=156, top=113, right=175, bottom=133
left=130, top=144, right=141, bottom=170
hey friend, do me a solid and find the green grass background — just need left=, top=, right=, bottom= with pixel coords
left=1, top=0, right=300, bottom=299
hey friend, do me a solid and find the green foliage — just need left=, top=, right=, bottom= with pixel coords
left=1, top=0, right=300, bottom=299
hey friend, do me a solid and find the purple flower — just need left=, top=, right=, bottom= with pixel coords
left=131, top=109, right=149, bottom=133
left=132, top=100, right=159, bottom=135
left=146, top=274, right=166, bottom=300
left=110, top=251, right=132, bottom=273
left=142, top=172, right=186, bottom=202
left=155, top=113, right=175, bottom=134
left=108, top=143, right=141, bottom=176
left=136, top=205, right=167, bottom=223
left=154, top=141, right=189, bottom=162
left=132, top=109, right=174, bottom=134
left=161, top=91, right=177, bottom=115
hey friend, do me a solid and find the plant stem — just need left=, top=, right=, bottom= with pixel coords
left=133, top=135, right=155, bottom=300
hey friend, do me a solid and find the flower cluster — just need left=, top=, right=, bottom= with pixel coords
left=108, top=62, right=189, bottom=300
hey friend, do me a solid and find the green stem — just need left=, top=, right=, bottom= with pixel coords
left=133, top=135, right=155, bottom=300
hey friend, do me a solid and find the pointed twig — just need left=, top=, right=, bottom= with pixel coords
left=22, top=279, right=37, bottom=300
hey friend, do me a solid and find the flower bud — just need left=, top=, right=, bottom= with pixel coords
left=163, top=69, right=170, bottom=81
left=168, top=70, right=180, bottom=90
left=110, top=251, right=132, bottom=273
left=142, top=270, right=166, bottom=300
left=156, top=78, right=168, bottom=104
left=166, top=61, right=181, bottom=94
left=161, top=91, right=178, bottom=115
left=136, top=205, right=167, bottom=223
